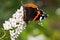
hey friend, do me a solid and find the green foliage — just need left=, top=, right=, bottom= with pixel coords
left=0, top=0, right=60, bottom=40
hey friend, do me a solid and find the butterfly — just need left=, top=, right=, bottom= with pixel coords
left=22, top=3, right=48, bottom=23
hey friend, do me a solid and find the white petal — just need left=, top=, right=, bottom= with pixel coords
left=11, top=37, right=15, bottom=40
left=17, top=9, right=21, bottom=13
left=15, top=18, right=23, bottom=22
left=20, top=6, right=23, bottom=12
left=3, top=21, right=12, bottom=30
left=19, top=21, right=25, bottom=25
left=12, top=13, right=19, bottom=19
left=9, top=18, right=17, bottom=27
left=3, top=23, right=9, bottom=30
left=9, top=30, right=15, bottom=36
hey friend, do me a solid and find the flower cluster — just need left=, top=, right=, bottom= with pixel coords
left=3, top=6, right=26, bottom=40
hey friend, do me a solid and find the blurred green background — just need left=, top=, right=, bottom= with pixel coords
left=0, top=0, right=60, bottom=40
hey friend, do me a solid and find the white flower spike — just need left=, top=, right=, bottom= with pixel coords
left=3, top=6, right=26, bottom=40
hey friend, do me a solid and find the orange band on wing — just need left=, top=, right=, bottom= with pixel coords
left=25, top=4, right=37, bottom=8
left=33, top=10, right=40, bottom=21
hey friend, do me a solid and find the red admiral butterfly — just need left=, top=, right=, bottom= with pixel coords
left=23, top=3, right=48, bottom=23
